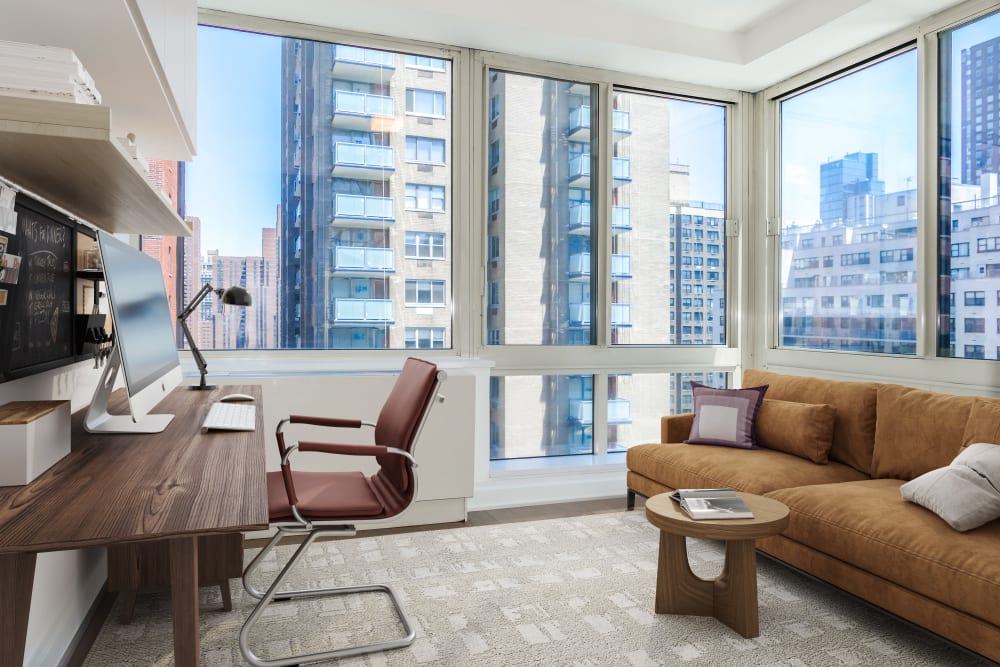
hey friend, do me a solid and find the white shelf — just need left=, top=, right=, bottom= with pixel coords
left=0, top=96, right=190, bottom=237
left=0, top=0, right=196, bottom=161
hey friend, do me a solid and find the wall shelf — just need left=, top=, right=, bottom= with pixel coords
left=0, top=97, right=190, bottom=237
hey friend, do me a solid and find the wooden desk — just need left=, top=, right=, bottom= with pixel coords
left=0, top=385, right=267, bottom=666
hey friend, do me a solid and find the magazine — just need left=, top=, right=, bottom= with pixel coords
left=669, top=488, right=754, bottom=520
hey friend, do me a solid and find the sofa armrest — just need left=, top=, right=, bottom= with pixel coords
left=661, top=413, right=694, bottom=443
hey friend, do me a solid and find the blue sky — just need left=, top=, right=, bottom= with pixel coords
left=186, top=27, right=281, bottom=257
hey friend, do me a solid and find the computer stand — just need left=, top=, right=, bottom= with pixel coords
left=84, top=347, right=174, bottom=434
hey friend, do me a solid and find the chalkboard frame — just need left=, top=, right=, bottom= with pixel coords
left=0, top=193, right=88, bottom=383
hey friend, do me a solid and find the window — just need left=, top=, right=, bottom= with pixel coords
left=488, top=188, right=500, bottom=215
left=405, top=183, right=445, bottom=211
left=780, top=48, right=917, bottom=355
left=488, top=235, right=500, bottom=261
left=145, top=26, right=452, bottom=351
left=404, top=232, right=446, bottom=258
left=966, top=290, right=986, bottom=306
left=939, top=12, right=1000, bottom=359
left=405, top=327, right=446, bottom=348
left=405, top=279, right=446, bottom=306
left=406, top=88, right=446, bottom=116
left=978, top=237, right=1000, bottom=252
left=405, top=136, right=445, bottom=164
left=404, top=55, right=446, bottom=71
left=489, top=141, right=499, bottom=169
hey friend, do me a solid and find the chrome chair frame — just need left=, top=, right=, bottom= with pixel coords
left=239, top=369, right=445, bottom=667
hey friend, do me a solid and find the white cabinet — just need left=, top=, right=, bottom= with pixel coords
left=0, top=0, right=197, bottom=161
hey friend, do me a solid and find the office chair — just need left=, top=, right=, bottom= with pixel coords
left=239, top=357, right=446, bottom=667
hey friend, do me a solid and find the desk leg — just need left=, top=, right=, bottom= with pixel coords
left=0, top=552, right=36, bottom=667
left=169, top=537, right=200, bottom=667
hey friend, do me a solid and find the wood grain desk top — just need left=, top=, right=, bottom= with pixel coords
left=0, top=385, right=267, bottom=554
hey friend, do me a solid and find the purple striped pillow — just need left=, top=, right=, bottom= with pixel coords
left=685, top=382, right=769, bottom=449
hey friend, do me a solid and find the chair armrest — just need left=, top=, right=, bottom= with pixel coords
left=661, top=413, right=694, bottom=443
left=298, top=441, right=388, bottom=456
left=289, top=415, right=367, bottom=428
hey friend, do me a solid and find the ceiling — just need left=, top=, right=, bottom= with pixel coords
left=200, top=0, right=973, bottom=91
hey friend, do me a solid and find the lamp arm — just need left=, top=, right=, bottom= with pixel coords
left=178, top=283, right=220, bottom=386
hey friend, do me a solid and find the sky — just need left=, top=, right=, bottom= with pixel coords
left=186, top=26, right=281, bottom=257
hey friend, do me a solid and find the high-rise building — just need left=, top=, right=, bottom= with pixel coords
left=141, top=160, right=184, bottom=331
left=819, top=151, right=885, bottom=223
left=961, top=35, right=1000, bottom=184
left=279, top=41, right=452, bottom=350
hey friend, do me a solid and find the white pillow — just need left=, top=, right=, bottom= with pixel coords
left=900, top=443, right=1000, bottom=532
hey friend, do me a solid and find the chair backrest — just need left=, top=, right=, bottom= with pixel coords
left=372, top=357, right=441, bottom=507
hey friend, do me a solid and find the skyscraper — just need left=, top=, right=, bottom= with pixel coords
left=819, top=152, right=885, bottom=223
left=961, top=35, right=1000, bottom=184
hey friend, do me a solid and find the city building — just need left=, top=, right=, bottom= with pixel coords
left=961, top=35, right=1000, bottom=183
left=819, top=151, right=885, bottom=224
left=279, top=41, right=452, bottom=350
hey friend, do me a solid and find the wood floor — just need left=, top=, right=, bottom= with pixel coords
left=69, top=496, right=641, bottom=666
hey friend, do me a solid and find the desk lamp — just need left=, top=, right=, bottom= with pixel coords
left=178, top=284, right=252, bottom=390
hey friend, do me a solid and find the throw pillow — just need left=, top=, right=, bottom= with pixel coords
left=900, top=442, right=1000, bottom=532
left=962, top=398, right=1000, bottom=448
left=756, top=399, right=836, bottom=464
left=685, top=382, right=768, bottom=449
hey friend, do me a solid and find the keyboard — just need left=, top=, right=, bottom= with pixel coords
left=202, top=402, right=256, bottom=432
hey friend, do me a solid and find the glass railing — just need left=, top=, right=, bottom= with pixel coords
left=569, top=106, right=590, bottom=132
left=332, top=142, right=394, bottom=168
left=613, top=109, right=631, bottom=133
left=334, top=246, right=394, bottom=271
left=567, top=398, right=631, bottom=424
left=333, top=45, right=394, bottom=67
left=333, top=194, right=394, bottom=220
left=569, top=154, right=631, bottom=181
left=568, top=302, right=631, bottom=326
left=331, top=298, right=393, bottom=322
left=567, top=203, right=632, bottom=232
left=333, top=91, right=394, bottom=117
left=567, top=253, right=631, bottom=278
left=613, top=157, right=631, bottom=181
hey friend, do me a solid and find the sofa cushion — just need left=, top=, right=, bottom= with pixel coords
left=901, top=443, right=1000, bottom=531
left=625, top=442, right=868, bottom=496
left=742, top=369, right=877, bottom=474
left=962, top=397, right=1000, bottom=447
left=766, top=479, right=1000, bottom=629
left=684, top=382, right=767, bottom=449
left=756, top=399, right=836, bottom=464
left=872, top=384, right=975, bottom=480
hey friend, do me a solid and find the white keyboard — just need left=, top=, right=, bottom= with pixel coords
left=202, top=402, right=256, bottom=432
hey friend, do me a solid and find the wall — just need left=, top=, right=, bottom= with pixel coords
left=1, top=360, right=106, bottom=667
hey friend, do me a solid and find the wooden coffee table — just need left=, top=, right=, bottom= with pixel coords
left=645, top=491, right=789, bottom=638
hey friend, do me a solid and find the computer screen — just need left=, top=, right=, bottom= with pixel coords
left=84, top=231, right=181, bottom=433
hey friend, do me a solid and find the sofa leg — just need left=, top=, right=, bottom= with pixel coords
left=627, top=489, right=636, bottom=511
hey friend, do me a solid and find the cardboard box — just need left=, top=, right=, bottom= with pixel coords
left=0, top=400, right=71, bottom=486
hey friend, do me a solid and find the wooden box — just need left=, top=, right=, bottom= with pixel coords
left=0, top=400, right=71, bottom=486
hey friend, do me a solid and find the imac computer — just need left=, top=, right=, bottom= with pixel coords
left=84, top=231, right=183, bottom=433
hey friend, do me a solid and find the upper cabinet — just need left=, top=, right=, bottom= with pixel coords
left=0, top=0, right=197, bottom=161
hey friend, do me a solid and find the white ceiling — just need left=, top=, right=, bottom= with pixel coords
left=201, top=0, right=971, bottom=91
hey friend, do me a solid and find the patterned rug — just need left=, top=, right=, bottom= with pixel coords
left=84, top=512, right=990, bottom=666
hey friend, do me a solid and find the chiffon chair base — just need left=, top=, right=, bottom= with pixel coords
left=239, top=525, right=416, bottom=667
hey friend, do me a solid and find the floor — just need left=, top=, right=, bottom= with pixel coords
left=69, top=495, right=638, bottom=666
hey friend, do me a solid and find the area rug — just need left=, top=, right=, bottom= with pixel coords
left=84, top=512, right=990, bottom=666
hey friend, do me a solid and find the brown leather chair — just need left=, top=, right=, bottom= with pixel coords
left=239, top=357, right=446, bottom=667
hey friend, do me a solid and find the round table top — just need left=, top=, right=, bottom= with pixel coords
left=645, top=491, right=790, bottom=541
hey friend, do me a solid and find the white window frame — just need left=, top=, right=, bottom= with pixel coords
left=405, top=135, right=446, bottom=165
left=405, top=183, right=446, bottom=211
left=406, top=88, right=447, bottom=117
left=405, top=231, right=447, bottom=259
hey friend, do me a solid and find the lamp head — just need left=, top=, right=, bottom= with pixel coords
left=219, top=286, right=252, bottom=307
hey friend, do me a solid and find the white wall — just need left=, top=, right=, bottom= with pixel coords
left=0, top=360, right=107, bottom=667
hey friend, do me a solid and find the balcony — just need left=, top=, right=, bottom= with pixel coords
left=567, top=203, right=633, bottom=235
left=567, top=253, right=632, bottom=280
left=568, top=302, right=632, bottom=327
left=330, top=142, right=394, bottom=180
left=331, top=91, right=395, bottom=131
left=331, top=45, right=395, bottom=83
left=568, top=106, right=631, bottom=141
left=332, top=246, right=395, bottom=275
left=567, top=398, right=632, bottom=425
left=332, top=194, right=394, bottom=227
left=329, top=298, right=394, bottom=324
left=568, top=154, right=631, bottom=186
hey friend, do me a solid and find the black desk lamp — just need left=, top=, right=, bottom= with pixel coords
left=178, top=284, right=252, bottom=390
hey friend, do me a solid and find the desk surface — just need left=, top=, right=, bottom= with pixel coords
left=0, top=385, right=268, bottom=554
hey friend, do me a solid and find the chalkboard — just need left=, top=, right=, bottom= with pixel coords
left=0, top=194, right=78, bottom=381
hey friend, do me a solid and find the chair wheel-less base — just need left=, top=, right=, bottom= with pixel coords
left=239, top=527, right=416, bottom=667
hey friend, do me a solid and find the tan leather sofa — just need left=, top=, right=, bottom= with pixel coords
left=626, top=369, right=1000, bottom=662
